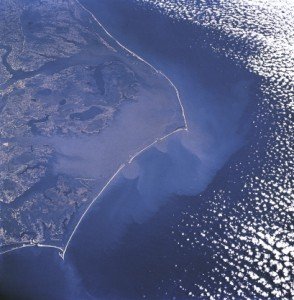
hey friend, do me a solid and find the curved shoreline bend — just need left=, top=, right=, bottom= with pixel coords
left=0, top=0, right=188, bottom=260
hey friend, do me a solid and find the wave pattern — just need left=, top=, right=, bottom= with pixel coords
left=136, top=0, right=293, bottom=298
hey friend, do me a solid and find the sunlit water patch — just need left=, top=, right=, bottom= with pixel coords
left=130, top=0, right=294, bottom=298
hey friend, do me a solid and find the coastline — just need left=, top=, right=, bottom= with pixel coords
left=0, top=0, right=188, bottom=259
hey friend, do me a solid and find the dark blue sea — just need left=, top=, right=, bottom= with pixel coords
left=0, top=1, right=269, bottom=299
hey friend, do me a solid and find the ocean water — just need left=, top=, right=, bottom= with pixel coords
left=0, top=0, right=270, bottom=299
left=64, top=2, right=262, bottom=298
